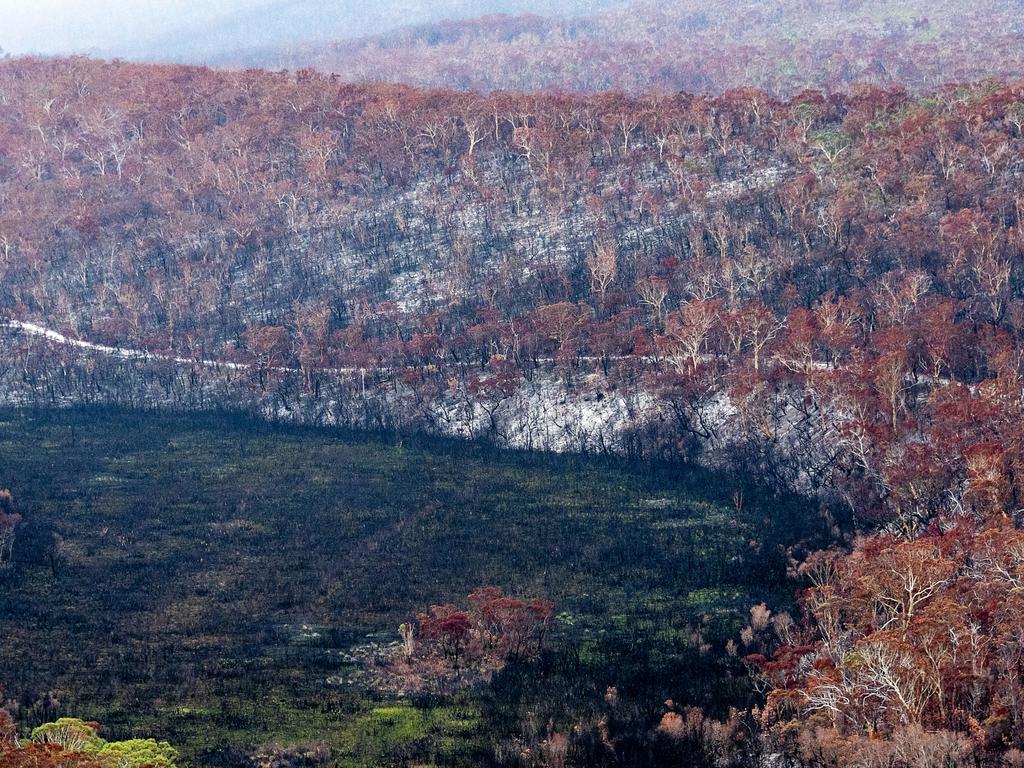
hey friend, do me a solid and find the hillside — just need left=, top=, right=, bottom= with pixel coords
left=5, top=51, right=1024, bottom=767
left=217, top=0, right=1024, bottom=96
left=3, top=57, right=1024, bottom=511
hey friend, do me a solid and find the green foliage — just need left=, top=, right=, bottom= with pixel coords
left=1007, top=102, right=1024, bottom=129
left=30, top=719, right=178, bottom=768
left=31, top=718, right=103, bottom=751
left=339, top=704, right=482, bottom=767
left=809, top=128, right=851, bottom=164
left=93, top=738, right=179, bottom=768
left=353, top=707, right=429, bottom=753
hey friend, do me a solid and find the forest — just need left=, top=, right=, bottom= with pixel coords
left=3, top=0, right=1024, bottom=765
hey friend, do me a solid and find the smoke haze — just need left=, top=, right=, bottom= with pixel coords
left=0, top=0, right=620, bottom=60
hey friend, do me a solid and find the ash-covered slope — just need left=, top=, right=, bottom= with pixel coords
left=2, top=59, right=1024, bottom=520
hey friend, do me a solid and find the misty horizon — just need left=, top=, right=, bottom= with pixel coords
left=0, top=0, right=621, bottom=62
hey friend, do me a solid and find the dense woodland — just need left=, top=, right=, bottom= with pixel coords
left=2, top=12, right=1024, bottom=766
left=222, top=0, right=1024, bottom=96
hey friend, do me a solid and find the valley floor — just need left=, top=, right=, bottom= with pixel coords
left=0, top=407, right=819, bottom=766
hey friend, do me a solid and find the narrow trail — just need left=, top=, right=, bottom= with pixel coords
left=0, top=319, right=393, bottom=383
left=1, top=317, right=846, bottom=379
left=2, top=319, right=252, bottom=371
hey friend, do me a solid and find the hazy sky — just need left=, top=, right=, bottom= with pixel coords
left=0, top=0, right=268, bottom=55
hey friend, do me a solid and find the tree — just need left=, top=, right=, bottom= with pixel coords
left=243, top=325, right=291, bottom=391
left=466, top=356, right=520, bottom=437
left=963, top=442, right=1011, bottom=520
left=417, top=605, right=472, bottom=665
left=586, top=239, right=618, bottom=312
left=753, top=522, right=1024, bottom=743
left=468, top=585, right=554, bottom=661
left=31, top=719, right=103, bottom=751
left=742, top=304, right=786, bottom=372
left=93, top=739, right=179, bottom=768
left=26, top=718, right=179, bottom=768
left=533, top=302, right=593, bottom=366
left=0, top=696, right=14, bottom=744
left=394, top=587, right=555, bottom=694
left=722, top=303, right=785, bottom=371
left=0, top=490, right=21, bottom=567
left=662, top=300, right=721, bottom=373
left=874, top=347, right=910, bottom=433
left=636, top=276, right=669, bottom=330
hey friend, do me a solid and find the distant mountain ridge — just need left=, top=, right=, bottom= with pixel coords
left=210, top=0, right=1024, bottom=96
left=116, top=0, right=624, bottom=63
